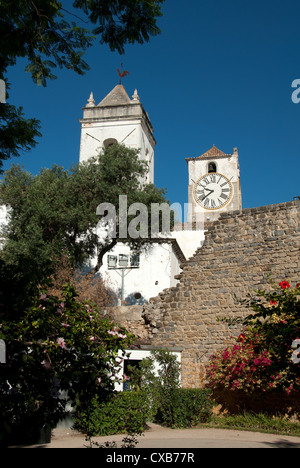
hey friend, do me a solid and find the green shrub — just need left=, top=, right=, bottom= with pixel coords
left=155, top=388, right=212, bottom=428
left=127, top=349, right=213, bottom=428
left=74, top=390, right=150, bottom=436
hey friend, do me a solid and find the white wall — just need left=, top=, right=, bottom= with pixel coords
left=170, top=229, right=205, bottom=260
left=79, top=89, right=155, bottom=185
left=188, top=154, right=240, bottom=187
left=95, top=241, right=181, bottom=305
left=80, top=119, right=139, bottom=160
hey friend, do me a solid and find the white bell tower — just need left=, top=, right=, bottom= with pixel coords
left=186, top=145, right=242, bottom=223
left=79, top=84, right=156, bottom=184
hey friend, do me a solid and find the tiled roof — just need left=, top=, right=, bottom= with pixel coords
left=186, top=145, right=231, bottom=161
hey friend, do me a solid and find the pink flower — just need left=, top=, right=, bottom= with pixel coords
left=57, top=337, right=66, bottom=349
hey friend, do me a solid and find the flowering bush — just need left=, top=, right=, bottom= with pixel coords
left=207, top=335, right=273, bottom=392
left=0, top=285, right=135, bottom=445
left=207, top=280, right=300, bottom=394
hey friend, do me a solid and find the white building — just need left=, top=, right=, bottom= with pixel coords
left=79, top=84, right=207, bottom=304
left=94, top=239, right=185, bottom=305
left=78, top=84, right=242, bottom=305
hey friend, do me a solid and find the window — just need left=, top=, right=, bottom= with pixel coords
left=130, top=253, right=140, bottom=268
left=107, top=255, right=117, bottom=269
left=208, top=162, right=217, bottom=173
left=119, top=254, right=129, bottom=267
left=103, top=138, right=118, bottom=149
left=107, top=253, right=140, bottom=268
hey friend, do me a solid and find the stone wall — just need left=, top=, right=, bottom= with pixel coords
left=107, top=200, right=300, bottom=388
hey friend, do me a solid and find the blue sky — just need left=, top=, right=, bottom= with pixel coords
left=3, top=0, right=300, bottom=211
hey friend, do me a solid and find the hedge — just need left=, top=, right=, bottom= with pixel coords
left=73, top=390, right=150, bottom=436
left=154, top=388, right=213, bottom=428
left=74, top=388, right=213, bottom=436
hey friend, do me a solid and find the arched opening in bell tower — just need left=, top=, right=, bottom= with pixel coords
left=208, top=162, right=217, bottom=173
left=103, top=138, right=118, bottom=149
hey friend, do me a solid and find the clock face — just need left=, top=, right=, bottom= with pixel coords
left=193, top=173, right=233, bottom=210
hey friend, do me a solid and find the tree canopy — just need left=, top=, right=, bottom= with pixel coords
left=0, top=0, right=165, bottom=170
left=0, top=144, right=171, bottom=310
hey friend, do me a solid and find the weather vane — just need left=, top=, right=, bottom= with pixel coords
left=117, top=63, right=129, bottom=84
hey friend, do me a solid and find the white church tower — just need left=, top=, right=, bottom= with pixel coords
left=78, top=83, right=185, bottom=305
left=186, top=145, right=242, bottom=223
left=79, top=84, right=156, bottom=184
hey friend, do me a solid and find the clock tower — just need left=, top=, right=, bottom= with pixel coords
left=186, top=145, right=242, bottom=223
left=79, top=84, right=156, bottom=184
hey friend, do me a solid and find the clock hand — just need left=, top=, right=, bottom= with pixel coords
left=201, top=189, right=214, bottom=201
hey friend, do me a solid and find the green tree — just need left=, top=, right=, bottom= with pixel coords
left=0, top=284, right=135, bottom=446
left=0, top=0, right=165, bottom=170
left=0, top=96, right=42, bottom=173
left=128, top=349, right=181, bottom=426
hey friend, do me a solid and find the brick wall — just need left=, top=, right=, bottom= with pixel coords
left=107, top=201, right=300, bottom=388
left=145, top=200, right=300, bottom=387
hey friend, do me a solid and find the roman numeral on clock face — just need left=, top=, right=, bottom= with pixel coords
left=196, top=188, right=204, bottom=196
